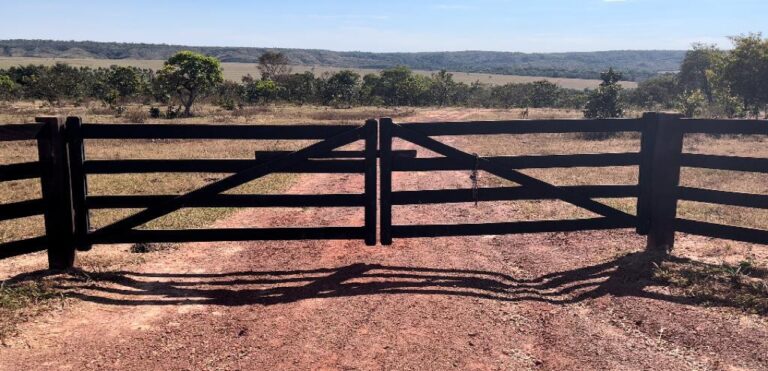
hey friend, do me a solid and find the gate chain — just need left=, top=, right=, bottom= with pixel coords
left=470, top=153, right=480, bottom=206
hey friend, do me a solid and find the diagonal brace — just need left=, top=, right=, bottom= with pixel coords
left=91, top=127, right=365, bottom=238
left=394, top=124, right=636, bottom=222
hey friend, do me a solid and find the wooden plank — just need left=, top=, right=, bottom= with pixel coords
left=89, top=126, right=364, bottom=238
left=391, top=218, right=635, bottom=238
left=0, top=199, right=45, bottom=220
left=644, top=113, right=685, bottom=252
left=680, top=154, right=768, bottom=173
left=399, top=119, right=644, bottom=136
left=678, top=119, right=768, bottom=135
left=392, top=153, right=640, bottom=171
left=380, top=118, right=393, bottom=245
left=679, top=187, right=768, bottom=209
left=36, top=117, right=76, bottom=269
left=0, top=236, right=48, bottom=259
left=81, top=123, right=359, bottom=140
left=66, top=117, right=92, bottom=251
left=0, top=124, right=43, bottom=142
left=364, top=119, right=378, bottom=246
left=393, top=124, right=637, bottom=223
left=255, top=149, right=417, bottom=159
left=0, top=162, right=40, bottom=181
left=83, top=159, right=366, bottom=174
left=392, top=185, right=638, bottom=205
left=87, top=194, right=366, bottom=209
left=675, top=219, right=768, bottom=245
left=88, top=227, right=367, bottom=244
left=636, top=113, right=656, bottom=235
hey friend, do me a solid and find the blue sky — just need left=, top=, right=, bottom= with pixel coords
left=1, top=0, right=766, bottom=52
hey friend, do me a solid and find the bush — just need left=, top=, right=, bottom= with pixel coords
left=124, top=107, right=148, bottom=123
left=149, top=107, right=161, bottom=118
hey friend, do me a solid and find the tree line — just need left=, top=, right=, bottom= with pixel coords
left=1, top=33, right=766, bottom=119
left=625, top=33, right=768, bottom=118
left=0, top=51, right=589, bottom=116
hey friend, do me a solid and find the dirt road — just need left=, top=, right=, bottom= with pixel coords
left=1, top=111, right=766, bottom=370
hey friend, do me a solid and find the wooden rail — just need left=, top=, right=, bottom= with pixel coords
left=1, top=114, right=767, bottom=269
left=380, top=113, right=768, bottom=249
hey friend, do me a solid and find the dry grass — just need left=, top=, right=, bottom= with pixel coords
left=654, top=258, right=768, bottom=314
left=0, top=57, right=639, bottom=90
left=0, top=278, right=62, bottom=339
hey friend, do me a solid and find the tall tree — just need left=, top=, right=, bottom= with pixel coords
left=258, top=51, right=292, bottom=81
left=719, top=34, right=768, bottom=116
left=678, top=43, right=722, bottom=103
left=583, top=68, right=624, bottom=119
left=157, top=51, right=223, bottom=116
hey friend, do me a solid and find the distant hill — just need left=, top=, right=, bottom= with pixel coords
left=0, top=39, right=687, bottom=81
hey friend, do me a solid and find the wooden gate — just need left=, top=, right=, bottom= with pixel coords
left=378, top=114, right=768, bottom=248
left=75, top=119, right=378, bottom=248
left=1, top=114, right=767, bottom=270
left=378, top=117, right=644, bottom=245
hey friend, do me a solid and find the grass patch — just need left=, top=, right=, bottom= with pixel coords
left=130, top=242, right=176, bottom=254
left=654, top=259, right=768, bottom=315
left=0, top=280, right=63, bottom=339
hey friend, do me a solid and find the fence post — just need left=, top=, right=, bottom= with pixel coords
left=637, top=112, right=684, bottom=252
left=66, top=117, right=91, bottom=251
left=379, top=117, right=393, bottom=245
left=364, top=119, right=378, bottom=246
left=36, top=116, right=76, bottom=269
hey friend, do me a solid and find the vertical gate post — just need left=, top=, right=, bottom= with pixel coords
left=36, top=117, right=76, bottom=269
left=66, top=117, right=91, bottom=251
left=637, top=112, right=684, bottom=252
left=379, top=117, right=393, bottom=245
left=364, top=119, right=378, bottom=246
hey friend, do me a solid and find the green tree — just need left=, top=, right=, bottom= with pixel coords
left=430, top=70, right=457, bottom=106
left=322, top=70, right=361, bottom=107
left=156, top=51, right=223, bottom=116
left=527, top=80, right=560, bottom=108
left=279, top=72, right=318, bottom=104
left=583, top=68, right=624, bottom=119
left=625, top=74, right=680, bottom=109
left=678, top=44, right=722, bottom=103
left=677, top=90, right=706, bottom=118
left=719, top=34, right=768, bottom=117
left=0, top=75, right=17, bottom=101
left=242, top=74, right=279, bottom=104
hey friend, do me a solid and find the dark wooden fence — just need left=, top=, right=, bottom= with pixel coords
left=0, top=113, right=766, bottom=269
left=379, top=113, right=768, bottom=249
left=1, top=117, right=378, bottom=268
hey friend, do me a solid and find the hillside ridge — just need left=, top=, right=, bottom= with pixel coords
left=0, top=39, right=686, bottom=81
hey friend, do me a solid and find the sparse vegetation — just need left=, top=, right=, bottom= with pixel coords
left=654, top=259, right=768, bottom=314
left=0, top=279, right=62, bottom=339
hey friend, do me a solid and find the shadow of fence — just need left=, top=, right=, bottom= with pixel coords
left=5, top=251, right=757, bottom=313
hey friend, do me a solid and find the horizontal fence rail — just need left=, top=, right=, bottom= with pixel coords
left=81, top=123, right=360, bottom=140
left=673, top=118, right=768, bottom=245
left=392, top=153, right=641, bottom=171
left=379, top=117, right=642, bottom=245
left=398, top=118, right=644, bottom=135
left=78, top=120, right=379, bottom=253
left=2, top=114, right=767, bottom=269
left=0, top=122, right=50, bottom=261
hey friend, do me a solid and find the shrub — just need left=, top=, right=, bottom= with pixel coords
left=124, top=107, right=148, bottom=123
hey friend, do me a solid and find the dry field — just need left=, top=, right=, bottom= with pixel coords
left=0, top=103, right=766, bottom=370
left=0, top=56, right=639, bottom=89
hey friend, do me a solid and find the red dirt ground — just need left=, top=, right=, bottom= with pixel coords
left=1, top=111, right=766, bottom=370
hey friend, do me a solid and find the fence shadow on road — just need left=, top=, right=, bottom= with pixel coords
left=7, top=250, right=759, bottom=314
